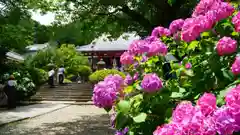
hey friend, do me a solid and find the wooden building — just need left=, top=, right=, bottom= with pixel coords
left=76, top=34, right=140, bottom=70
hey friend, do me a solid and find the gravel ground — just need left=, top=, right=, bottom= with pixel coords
left=0, top=105, right=115, bottom=135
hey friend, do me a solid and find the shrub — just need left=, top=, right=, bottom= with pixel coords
left=78, top=66, right=92, bottom=81
left=63, top=78, right=72, bottom=83
left=89, top=69, right=125, bottom=84
left=25, top=44, right=89, bottom=78
left=29, top=68, right=48, bottom=86
left=3, top=71, right=36, bottom=101
left=92, top=1, right=240, bottom=135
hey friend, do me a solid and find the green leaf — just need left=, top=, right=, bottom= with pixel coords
left=184, top=70, right=194, bottom=77
left=188, top=41, right=199, bottom=51
left=117, top=100, right=131, bottom=114
left=124, top=86, right=134, bottom=94
left=231, top=31, right=239, bottom=37
left=201, top=32, right=210, bottom=38
left=167, top=0, right=176, bottom=6
left=115, top=112, right=129, bottom=129
left=222, top=69, right=234, bottom=81
left=129, top=131, right=134, bottom=135
left=164, top=108, right=173, bottom=122
left=133, top=113, right=147, bottom=123
left=171, top=92, right=183, bottom=98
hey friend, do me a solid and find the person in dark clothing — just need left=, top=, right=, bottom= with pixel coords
left=3, top=75, right=17, bottom=109
left=48, top=68, right=55, bottom=88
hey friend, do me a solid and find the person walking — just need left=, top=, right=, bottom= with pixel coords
left=3, top=75, right=17, bottom=109
left=58, top=65, right=65, bottom=85
left=48, top=68, right=55, bottom=88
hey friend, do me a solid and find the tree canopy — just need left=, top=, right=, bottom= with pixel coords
left=48, top=0, right=199, bottom=45
left=0, top=0, right=53, bottom=52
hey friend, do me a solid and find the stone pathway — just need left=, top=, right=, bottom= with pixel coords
left=0, top=105, right=114, bottom=135
left=0, top=103, right=69, bottom=126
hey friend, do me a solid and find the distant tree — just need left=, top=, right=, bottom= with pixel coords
left=49, top=0, right=199, bottom=44
left=0, top=0, right=54, bottom=52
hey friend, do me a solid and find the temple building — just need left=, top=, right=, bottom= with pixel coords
left=76, top=33, right=140, bottom=70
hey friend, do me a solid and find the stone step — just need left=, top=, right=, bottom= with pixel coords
left=37, top=89, right=92, bottom=91
left=41, top=85, right=92, bottom=89
left=33, top=94, right=92, bottom=97
left=33, top=95, right=92, bottom=98
left=31, top=83, right=93, bottom=102
left=34, top=92, right=92, bottom=95
left=35, top=90, right=92, bottom=93
left=31, top=98, right=92, bottom=102
left=36, top=90, right=92, bottom=92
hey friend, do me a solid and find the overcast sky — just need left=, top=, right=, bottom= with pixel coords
left=31, top=12, right=55, bottom=25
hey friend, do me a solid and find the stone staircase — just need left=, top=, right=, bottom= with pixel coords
left=31, top=83, right=93, bottom=102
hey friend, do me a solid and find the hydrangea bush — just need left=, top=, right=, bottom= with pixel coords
left=92, top=0, right=240, bottom=134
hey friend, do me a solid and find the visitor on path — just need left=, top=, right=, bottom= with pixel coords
left=3, top=75, right=17, bottom=109
left=58, top=65, right=65, bottom=85
left=48, top=68, right=55, bottom=88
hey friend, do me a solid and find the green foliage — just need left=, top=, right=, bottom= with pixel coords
left=63, top=78, right=72, bottom=83
left=24, top=47, right=56, bottom=70
left=43, top=0, right=199, bottom=45
left=89, top=69, right=125, bottom=84
left=0, top=0, right=53, bottom=52
left=78, top=66, right=92, bottom=80
left=28, top=68, right=48, bottom=86
left=25, top=44, right=90, bottom=78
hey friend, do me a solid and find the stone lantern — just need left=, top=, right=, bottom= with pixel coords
left=97, top=59, right=106, bottom=70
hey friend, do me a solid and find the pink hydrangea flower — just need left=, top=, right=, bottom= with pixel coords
left=120, top=51, right=134, bottom=65
left=92, top=81, right=118, bottom=108
left=145, top=36, right=159, bottom=43
left=232, top=12, right=240, bottom=32
left=192, top=0, right=234, bottom=20
left=215, top=2, right=235, bottom=21
left=216, top=37, right=237, bottom=56
left=128, top=40, right=149, bottom=55
left=225, top=85, right=240, bottom=126
left=212, top=106, right=239, bottom=135
left=124, top=74, right=133, bottom=85
left=151, top=26, right=171, bottom=37
left=104, top=74, right=124, bottom=90
left=231, top=56, right=240, bottom=75
left=185, top=63, right=192, bottom=69
left=192, top=0, right=221, bottom=17
left=92, top=74, right=125, bottom=109
left=153, top=123, right=181, bottom=135
left=141, top=73, right=163, bottom=92
left=172, top=101, right=196, bottom=124
left=147, top=40, right=168, bottom=57
left=202, top=116, right=216, bottom=135
left=181, top=110, right=206, bottom=134
left=169, top=19, right=184, bottom=34
left=133, top=72, right=139, bottom=81
left=182, top=1, right=234, bottom=42
left=197, top=93, right=217, bottom=116
left=181, top=15, right=214, bottom=42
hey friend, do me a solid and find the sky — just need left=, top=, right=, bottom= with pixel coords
left=31, top=11, right=55, bottom=25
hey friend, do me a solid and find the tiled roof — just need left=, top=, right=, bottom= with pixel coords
left=25, top=43, right=49, bottom=51
left=76, top=33, right=140, bottom=52
left=6, top=51, right=25, bottom=61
